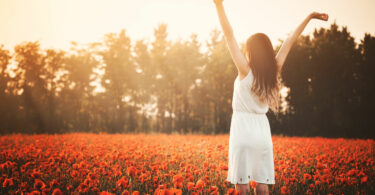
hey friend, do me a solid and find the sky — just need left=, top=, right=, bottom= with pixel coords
left=0, top=0, right=374, bottom=52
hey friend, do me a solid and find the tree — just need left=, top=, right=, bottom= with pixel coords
left=357, top=33, right=375, bottom=138
left=201, top=29, right=236, bottom=134
left=150, top=23, right=171, bottom=133
left=100, top=29, right=137, bottom=133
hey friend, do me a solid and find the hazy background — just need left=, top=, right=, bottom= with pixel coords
left=0, top=0, right=374, bottom=139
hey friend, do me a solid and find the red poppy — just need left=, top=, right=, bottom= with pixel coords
left=2, top=178, right=14, bottom=188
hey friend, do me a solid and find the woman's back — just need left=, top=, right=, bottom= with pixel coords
left=232, top=70, right=269, bottom=114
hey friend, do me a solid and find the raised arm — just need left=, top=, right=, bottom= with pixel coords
left=213, top=0, right=250, bottom=79
left=276, top=12, right=328, bottom=69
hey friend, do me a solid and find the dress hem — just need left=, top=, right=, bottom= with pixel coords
left=226, top=177, right=275, bottom=185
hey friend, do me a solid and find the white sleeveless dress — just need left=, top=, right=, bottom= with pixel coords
left=226, top=70, right=276, bottom=185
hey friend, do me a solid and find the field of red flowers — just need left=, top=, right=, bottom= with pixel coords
left=0, top=133, right=374, bottom=195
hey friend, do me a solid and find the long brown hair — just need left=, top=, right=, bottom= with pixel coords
left=243, top=33, right=282, bottom=113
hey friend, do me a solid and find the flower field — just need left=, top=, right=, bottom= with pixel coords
left=0, top=133, right=374, bottom=195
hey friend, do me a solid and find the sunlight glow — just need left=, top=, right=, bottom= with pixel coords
left=0, top=0, right=374, bottom=51
left=0, top=0, right=373, bottom=114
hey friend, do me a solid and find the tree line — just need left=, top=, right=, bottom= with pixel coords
left=0, top=22, right=374, bottom=139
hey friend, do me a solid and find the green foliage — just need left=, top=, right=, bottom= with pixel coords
left=280, top=22, right=375, bottom=138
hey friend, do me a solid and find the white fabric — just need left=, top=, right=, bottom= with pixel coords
left=226, top=70, right=276, bottom=185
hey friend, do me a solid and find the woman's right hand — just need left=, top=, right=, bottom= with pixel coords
left=213, top=0, right=224, bottom=5
left=310, top=12, right=329, bottom=21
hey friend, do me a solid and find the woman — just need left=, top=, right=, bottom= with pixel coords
left=213, top=0, right=328, bottom=194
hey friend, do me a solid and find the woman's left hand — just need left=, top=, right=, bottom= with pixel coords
left=310, top=12, right=329, bottom=21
